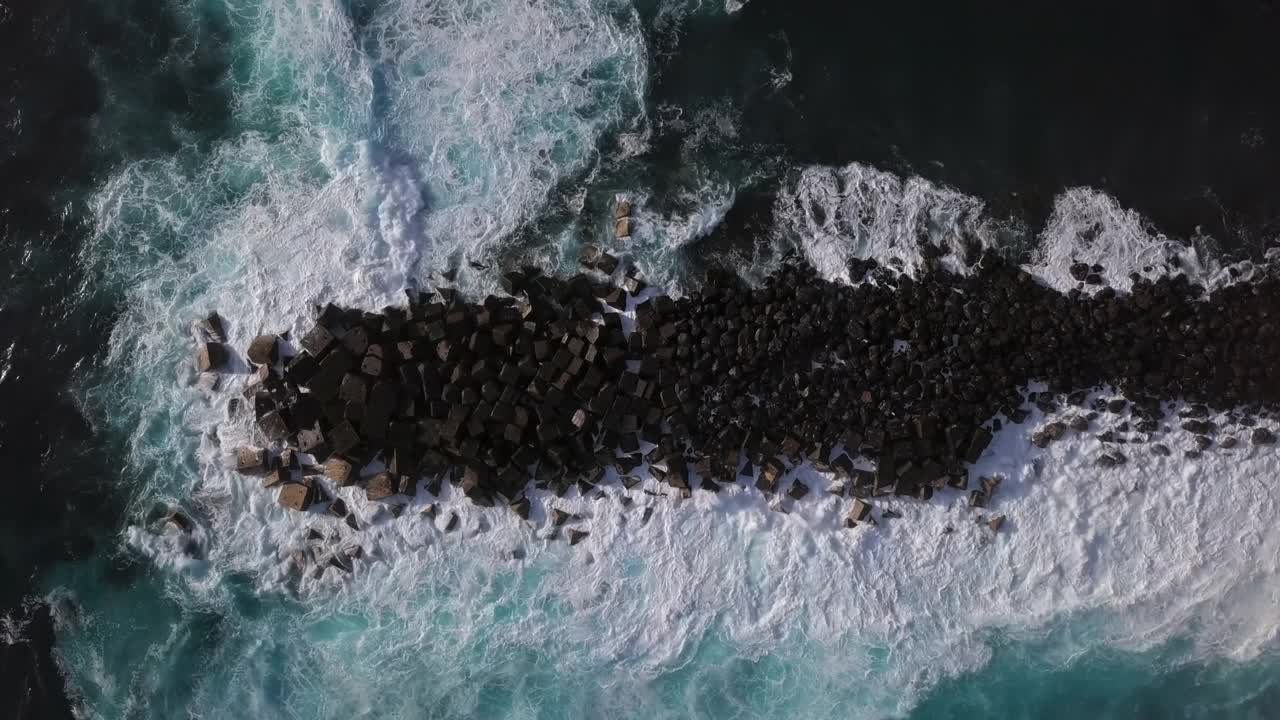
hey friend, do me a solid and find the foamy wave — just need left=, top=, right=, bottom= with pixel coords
left=1029, top=186, right=1237, bottom=292
left=363, top=0, right=648, bottom=287
left=776, top=163, right=1003, bottom=281
left=776, top=162, right=1271, bottom=294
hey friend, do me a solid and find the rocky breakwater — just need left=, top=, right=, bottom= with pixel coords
left=204, top=249, right=1279, bottom=564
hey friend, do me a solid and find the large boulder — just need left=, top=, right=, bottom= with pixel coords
left=195, top=342, right=228, bottom=372
left=278, top=482, right=315, bottom=512
left=756, top=457, right=785, bottom=494
left=246, top=334, right=280, bottom=367
left=324, top=457, right=354, bottom=486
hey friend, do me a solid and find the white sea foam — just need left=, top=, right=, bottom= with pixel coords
left=775, top=163, right=1006, bottom=282
left=777, top=162, right=1272, bottom=294
left=1029, top=186, right=1246, bottom=292
left=362, top=0, right=648, bottom=286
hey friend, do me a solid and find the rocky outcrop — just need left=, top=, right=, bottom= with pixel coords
left=217, top=252, right=1278, bottom=530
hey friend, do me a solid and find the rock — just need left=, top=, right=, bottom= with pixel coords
left=964, top=427, right=993, bottom=464
left=345, top=514, right=361, bottom=531
left=278, top=482, right=315, bottom=512
left=207, top=253, right=1280, bottom=534
left=787, top=480, right=810, bottom=501
left=165, top=511, right=194, bottom=533
left=246, top=334, right=280, bottom=366
left=1096, top=451, right=1127, bottom=468
left=845, top=499, right=873, bottom=527
left=195, top=342, right=228, bottom=372
left=444, top=512, right=459, bottom=532
left=327, top=498, right=348, bottom=518
left=1181, top=419, right=1214, bottom=435
left=551, top=508, right=574, bottom=527
left=327, top=554, right=353, bottom=574
left=1031, top=421, right=1066, bottom=448
left=257, top=410, right=290, bottom=443
left=987, top=515, right=1005, bottom=532
left=568, top=529, right=589, bottom=546
left=1252, top=428, right=1277, bottom=445
left=1151, top=443, right=1171, bottom=456
left=881, top=509, right=902, bottom=519
left=324, top=457, right=354, bottom=486
left=614, top=199, right=631, bottom=219
left=235, top=447, right=269, bottom=474
left=641, top=507, right=653, bottom=524
left=199, top=311, right=227, bottom=342
left=366, top=472, right=398, bottom=502
left=1220, top=436, right=1238, bottom=449
left=262, top=467, right=290, bottom=489
left=511, top=497, right=531, bottom=520
left=579, top=244, right=602, bottom=268
left=614, top=217, right=631, bottom=239
left=756, top=457, right=785, bottom=494
left=980, top=476, right=1002, bottom=496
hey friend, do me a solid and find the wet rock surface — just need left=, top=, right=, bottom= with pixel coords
left=225, top=252, right=1279, bottom=531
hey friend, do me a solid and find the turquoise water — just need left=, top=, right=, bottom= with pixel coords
left=42, top=0, right=1280, bottom=718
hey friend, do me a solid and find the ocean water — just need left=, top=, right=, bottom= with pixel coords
left=6, top=0, right=1280, bottom=718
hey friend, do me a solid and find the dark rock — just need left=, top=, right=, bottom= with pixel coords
left=1181, top=419, right=1214, bottom=435
left=165, top=511, right=194, bottom=533
left=195, top=342, right=228, bottom=372
left=262, top=467, right=290, bottom=489
left=756, top=457, right=785, bottom=494
left=568, top=529, right=589, bottom=546
left=511, top=497, right=531, bottom=520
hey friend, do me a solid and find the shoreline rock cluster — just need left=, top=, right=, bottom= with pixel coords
left=200, top=250, right=1279, bottom=538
